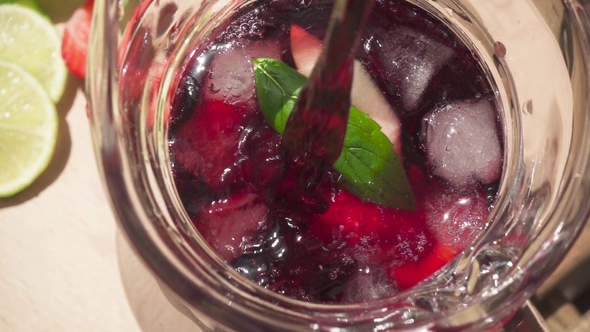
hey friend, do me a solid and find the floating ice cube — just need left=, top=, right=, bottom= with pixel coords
left=199, top=191, right=268, bottom=262
left=375, top=27, right=454, bottom=112
left=424, top=187, right=489, bottom=251
left=423, top=99, right=502, bottom=186
left=343, top=268, right=396, bottom=302
left=204, top=41, right=280, bottom=105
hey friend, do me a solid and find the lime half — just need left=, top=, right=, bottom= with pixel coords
left=0, top=61, right=58, bottom=197
left=0, top=4, right=67, bottom=102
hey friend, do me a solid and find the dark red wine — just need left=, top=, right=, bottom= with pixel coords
left=167, top=0, right=503, bottom=303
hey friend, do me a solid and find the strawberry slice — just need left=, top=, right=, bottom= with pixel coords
left=388, top=241, right=458, bottom=290
left=290, top=24, right=403, bottom=155
left=170, top=100, right=246, bottom=190
left=309, top=189, right=428, bottom=254
left=61, top=0, right=93, bottom=78
left=197, top=190, right=268, bottom=262
left=290, top=24, right=323, bottom=76
left=309, top=189, right=383, bottom=246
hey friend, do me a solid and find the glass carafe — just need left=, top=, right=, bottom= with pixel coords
left=87, top=0, right=590, bottom=330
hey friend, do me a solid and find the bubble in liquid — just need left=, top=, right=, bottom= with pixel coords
left=343, top=268, right=396, bottom=302
left=208, top=83, right=220, bottom=94
left=328, top=269, right=338, bottom=280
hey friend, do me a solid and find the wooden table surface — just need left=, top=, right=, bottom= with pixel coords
left=0, top=82, right=143, bottom=330
left=1, top=1, right=589, bottom=331
left=6, top=84, right=587, bottom=332
left=0, top=2, right=142, bottom=330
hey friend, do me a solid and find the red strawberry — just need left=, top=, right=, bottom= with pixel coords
left=171, top=100, right=246, bottom=190
left=62, top=0, right=93, bottom=78
left=196, top=190, right=268, bottom=262
left=388, top=241, right=458, bottom=290
left=309, top=189, right=426, bottom=247
left=309, top=177, right=439, bottom=268
left=290, top=24, right=323, bottom=77
left=309, top=189, right=384, bottom=246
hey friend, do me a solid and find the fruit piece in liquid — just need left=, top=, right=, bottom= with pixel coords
left=167, top=0, right=503, bottom=303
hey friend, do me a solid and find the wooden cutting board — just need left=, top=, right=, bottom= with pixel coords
left=0, top=77, right=142, bottom=331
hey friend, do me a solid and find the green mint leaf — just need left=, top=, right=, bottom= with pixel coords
left=253, top=58, right=306, bottom=132
left=253, top=58, right=415, bottom=210
left=334, top=108, right=415, bottom=209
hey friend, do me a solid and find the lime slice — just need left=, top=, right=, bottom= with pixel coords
left=0, top=61, right=58, bottom=197
left=0, top=4, right=67, bottom=102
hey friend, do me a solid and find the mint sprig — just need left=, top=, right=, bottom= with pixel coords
left=253, top=58, right=415, bottom=210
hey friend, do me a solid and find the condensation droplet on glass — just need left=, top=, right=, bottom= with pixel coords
left=251, top=23, right=262, bottom=34
left=272, top=268, right=281, bottom=277
left=494, top=41, right=507, bottom=58
left=328, top=269, right=338, bottom=280
left=524, top=99, right=533, bottom=115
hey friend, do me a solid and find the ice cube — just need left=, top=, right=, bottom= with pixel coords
left=423, top=99, right=502, bottom=186
left=204, top=40, right=281, bottom=105
left=343, top=268, right=396, bottom=302
left=375, top=27, right=454, bottom=112
left=198, top=191, right=268, bottom=262
left=424, top=187, right=489, bottom=251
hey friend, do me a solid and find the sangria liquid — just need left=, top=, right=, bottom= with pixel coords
left=165, top=0, right=503, bottom=303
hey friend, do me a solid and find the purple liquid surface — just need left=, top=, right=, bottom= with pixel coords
left=166, top=0, right=503, bottom=303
